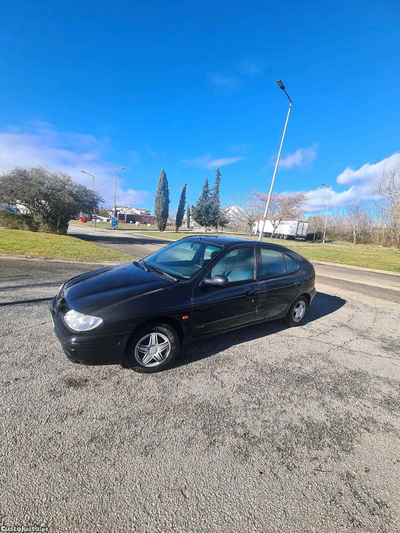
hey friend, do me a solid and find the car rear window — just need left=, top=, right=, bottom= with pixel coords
left=260, top=248, right=300, bottom=278
left=284, top=254, right=299, bottom=274
left=260, top=249, right=286, bottom=278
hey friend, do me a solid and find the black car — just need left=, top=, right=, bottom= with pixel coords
left=51, top=236, right=316, bottom=373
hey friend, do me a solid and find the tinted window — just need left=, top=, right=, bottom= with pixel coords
left=284, top=254, right=299, bottom=274
left=204, top=246, right=221, bottom=261
left=211, top=247, right=255, bottom=283
left=260, top=249, right=286, bottom=278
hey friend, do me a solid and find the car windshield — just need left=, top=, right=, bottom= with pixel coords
left=143, top=240, right=222, bottom=279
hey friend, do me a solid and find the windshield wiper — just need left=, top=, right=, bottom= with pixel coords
left=133, top=260, right=149, bottom=272
left=143, top=262, right=179, bottom=282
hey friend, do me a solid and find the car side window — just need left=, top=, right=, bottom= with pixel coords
left=211, top=247, right=255, bottom=283
left=203, top=245, right=221, bottom=262
left=260, top=248, right=286, bottom=278
left=284, top=254, right=299, bottom=274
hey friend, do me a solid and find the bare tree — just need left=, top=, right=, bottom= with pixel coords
left=167, top=210, right=176, bottom=227
left=307, top=214, right=325, bottom=241
left=344, top=200, right=374, bottom=245
left=230, top=194, right=263, bottom=234
left=254, top=191, right=308, bottom=237
left=373, top=160, right=400, bottom=246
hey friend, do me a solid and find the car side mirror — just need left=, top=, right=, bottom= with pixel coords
left=201, top=275, right=228, bottom=288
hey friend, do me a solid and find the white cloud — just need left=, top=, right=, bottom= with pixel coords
left=304, top=186, right=360, bottom=212
left=303, top=152, right=400, bottom=213
left=336, top=152, right=399, bottom=185
left=209, top=59, right=264, bottom=92
left=182, top=153, right=246, bottom=169
left=0, top=124, right=150, bottom=207
left=278, top=146, right=317, bottom=170
left=208, top=73, right=240, bottom=91
left=239, top=59, right=265, bottom=78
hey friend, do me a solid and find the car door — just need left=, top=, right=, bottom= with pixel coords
left=191, top=245, right=258, bottom=336
left=256, top=247, right=300, bottom=320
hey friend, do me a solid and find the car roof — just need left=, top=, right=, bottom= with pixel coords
left=184, top=235, right=297, bottom=253
left=184, top=235, right=254, bottom=246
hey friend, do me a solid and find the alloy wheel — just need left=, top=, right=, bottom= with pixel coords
left=134, top=332, right=171, bottom=368
left=292, top=300, right=306, bottom=322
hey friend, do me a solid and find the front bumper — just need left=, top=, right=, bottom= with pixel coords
left=51, top=298, right=131, bottom=365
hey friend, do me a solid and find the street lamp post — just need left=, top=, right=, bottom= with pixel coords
left=81, top=170, right=96, bottom=228
left=321, top=183, right=331, bottom=244
left=114, top=167, right=126, bottom=217
left=258, top=80, right=293, bottom=242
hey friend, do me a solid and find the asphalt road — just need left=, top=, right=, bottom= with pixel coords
left=68, top=225, right=167, bottom=258
left=1, top=257, right=399, bottom=532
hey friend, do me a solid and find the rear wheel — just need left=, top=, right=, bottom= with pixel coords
left=284, top=296, right=308, bottom=327
left=124, top=323, right=180, bottom=373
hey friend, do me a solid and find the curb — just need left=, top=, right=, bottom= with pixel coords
left=129, top=232, right=174, bottom=242
left=311, top=260, right=400, bottom=277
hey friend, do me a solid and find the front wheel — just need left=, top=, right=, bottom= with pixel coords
left=124, top=323, right=180, bottom=373
left=284, top=296, right=308, bottom=327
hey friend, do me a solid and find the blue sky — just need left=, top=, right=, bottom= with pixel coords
left=0, top=0, right=399, bottom=214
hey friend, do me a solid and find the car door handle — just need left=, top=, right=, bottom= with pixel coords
left=294, top=282, right=300, bottom=287
left=246, top=290, right=256, bottom=297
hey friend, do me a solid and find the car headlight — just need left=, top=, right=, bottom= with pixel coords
left=62, top=309, right=103, bottom=331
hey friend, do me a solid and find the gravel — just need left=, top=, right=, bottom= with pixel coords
left=0, top=258, right=399, bottom=532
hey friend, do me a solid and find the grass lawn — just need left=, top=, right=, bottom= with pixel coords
left=0, top=229, right=133, bottom=262
left=132, top=230, right=400, bottom=273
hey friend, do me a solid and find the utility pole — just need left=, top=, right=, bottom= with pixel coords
left=114, top=167, right=126, bottom=217
left=81, top=170, right=96, bottom=228
left=321, top=183, right=331, bottom=244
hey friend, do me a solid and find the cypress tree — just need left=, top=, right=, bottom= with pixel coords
left=192, top=178, right=212, bottom=228
left=218, top=209, right=231, bottom=230
left=154, top=168, right=170, bottom=232
left=186, top=204, right=191, bottom=229
left=210, top=167, right=222, bottom=230
left=175, top=182, right=187, bottom=232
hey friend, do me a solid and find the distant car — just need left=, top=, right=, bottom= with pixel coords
left=0, top=204, right=20, bottom=213
left=51, top=237, right=316, bottom=373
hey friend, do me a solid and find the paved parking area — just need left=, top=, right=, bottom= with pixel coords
left=0, top=258, right=399, bottom=532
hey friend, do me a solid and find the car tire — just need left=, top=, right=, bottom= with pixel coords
left=124, top=323, right=180, bottom=373
left=284, top=296, right=308, bottom=327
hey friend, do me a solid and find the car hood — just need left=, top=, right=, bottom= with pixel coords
left=60, top=262, right=174, bottom=315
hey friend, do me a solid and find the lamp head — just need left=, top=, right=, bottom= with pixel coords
left=277, top=80, right=285, bottom=90
left=81, top=170, right=94, bottom=177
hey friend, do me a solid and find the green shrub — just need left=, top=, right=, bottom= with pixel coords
left=0, top=211, right=38, bottom=231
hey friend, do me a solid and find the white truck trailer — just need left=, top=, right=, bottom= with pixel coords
left=253, top=220, right=308, bottom=240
